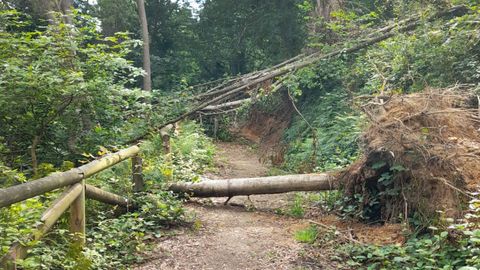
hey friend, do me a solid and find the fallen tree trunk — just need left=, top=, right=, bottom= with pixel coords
left=193, top=54, right=307, bottom=100
left=159, top=6, right=468, bottom=128
left=168, top=174, right=336, bottom=197
left=202, top=98, right=251, bottom=111
left=127, top=5, right=468, bottom=144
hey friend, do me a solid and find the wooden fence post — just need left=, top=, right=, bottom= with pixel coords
left=159, top=124, right=173, bottom=181
left=160, top=124, right=172, bottom=154
left=69, top=180, right=85, bottom=246
left=132, top=156, right=144, bottom=192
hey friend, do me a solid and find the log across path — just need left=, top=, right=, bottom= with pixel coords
left=135, top=142, right=338, bottom=269
left=169, top=174, right=336, bottom=198
left=136, top=142, right=406, bottom=269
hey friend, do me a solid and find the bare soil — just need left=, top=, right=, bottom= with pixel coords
left=135, top=142, right=319, bottom=270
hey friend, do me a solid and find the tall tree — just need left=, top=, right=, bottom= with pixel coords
left=2, top=0, right=73, bottom=23
left=314, top=0, right=342, bottom=21
left=196, top=0, right=306, bottom=79
left=137, top=0, right=152, bottom=91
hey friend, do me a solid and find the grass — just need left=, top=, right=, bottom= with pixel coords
left=295, top=225, right=318, bottom=244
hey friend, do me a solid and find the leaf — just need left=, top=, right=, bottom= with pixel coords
left=421, top=127, right=430, bottom=134
left=390, top=164, right=407, bottom=172
left=372, top=161, right=387, bottom=170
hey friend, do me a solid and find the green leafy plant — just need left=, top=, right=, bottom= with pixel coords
left=288, top=193, right=306, bottom=218
left=339, top=194, right=480, bottom=269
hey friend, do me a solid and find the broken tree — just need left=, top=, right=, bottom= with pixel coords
left=154, top=5, right=468, bottom=130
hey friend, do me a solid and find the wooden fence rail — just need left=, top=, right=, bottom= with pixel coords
left=0, top=145, right=140, bottom=208
left=0, top=144, right=146, bottom=269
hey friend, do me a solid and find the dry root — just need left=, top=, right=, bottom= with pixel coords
left=340, top=86, right=480, bottom=223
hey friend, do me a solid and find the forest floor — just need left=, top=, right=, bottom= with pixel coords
left=135, top=142, right=403, bottom=270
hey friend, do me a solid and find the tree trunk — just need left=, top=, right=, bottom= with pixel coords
left=137, top=0, right=152, bottom=91
left=31, top=0, right=73, bottom=23
left=60, top=0, right=73, bottom=24
left=169, top=174, right=336, bottom=197
left=201, top=98, right=251, bottom=111
left=314, top=0, right=343, bottom=21
left=30, top=135, right=40, bottom=177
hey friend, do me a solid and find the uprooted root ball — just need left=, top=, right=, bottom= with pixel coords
left=340, top=87, right=480, bottom=224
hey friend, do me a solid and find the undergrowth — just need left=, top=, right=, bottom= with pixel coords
left=294, top=193, right=480, bottom=270
left=282, top=60, right=364, bottom=173
left=0, top=121, right=214, bottom=269
left=340, top=194, right=480, bottom=270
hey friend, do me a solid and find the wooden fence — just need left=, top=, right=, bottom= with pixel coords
left=0, top=145, right=145, bottom=269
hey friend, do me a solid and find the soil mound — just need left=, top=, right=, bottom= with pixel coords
left=340, top=87, right=480, bottom=223
left=236, top=91, right=294, bottom=165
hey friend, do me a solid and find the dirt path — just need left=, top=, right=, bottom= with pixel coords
left=135, top=142, right=317, bottom=270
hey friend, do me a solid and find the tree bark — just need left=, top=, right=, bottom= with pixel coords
left=314, top=0, right=343, bottom=21
left=137, top=0, right=152, bottom=91
left=202, top=98, right=251, bottom=111
left=169, top=174, right=336, bottom=197
left=131, top=156, right=144, bottom=192
left=30, top=0, right=73, bottom=23
left=60, top=0, right=73, bottom=24
left=85, top=184, right=132, bottom=208
left=30, top=135, right=40, bottom=177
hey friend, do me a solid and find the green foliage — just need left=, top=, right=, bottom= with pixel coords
left=295, top=225, right=319, bottom=244
left=196, top=0, right=307, bottom=79
left=142, top=121, right=215, bottom=183
left=349, top=4, right=480, bottom=94
left=283, top=61, right=364, bottom=173
left=288, top=193, right=306, bottom=218
left=342, top=196, right=480, bottom=269
left=342, top=233, right=467, bottom=270
left=0, top=161, right=26, bottom=187
left=312, top=191, right=344, bottom=213
left=0, top=120, right=216, bottom=269
left=0, top=198, right=45, bottom=256
left=0, top=10, right=146, bottom=172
